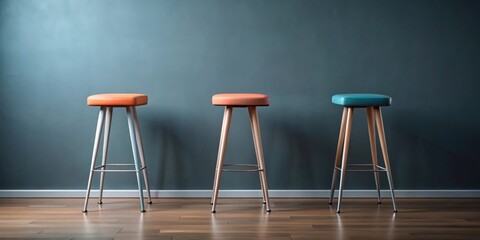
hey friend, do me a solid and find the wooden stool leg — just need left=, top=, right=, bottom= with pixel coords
left=98, top=107, right=112, bottom=204
left=132, top=107, right=153, bottom=204
left=374, top=107, right=398, bottom=212
left=367, top=107, right=382, bottom=204
left=248, top=106, right=271, bottom=212
left=329, top=107, right=348, bottom=205
left=336, top=107, right=354, bottom=213
left=248, top=107, right=266, bottom=204
left=211, top=107, right=233, bottom=213
left=126, top=107, right=146, bottom=212
left=83, top=107, right=106, bottom=212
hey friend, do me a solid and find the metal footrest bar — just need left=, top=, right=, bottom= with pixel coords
left=94, top=164, right=137, bottom=168
left=222, top=163, right=262, bottom=172
left=93, top=164, right=146, bottom=172
left=336, top=164, right=386, bottom=172
left=93, top=168, right=145, bottom=172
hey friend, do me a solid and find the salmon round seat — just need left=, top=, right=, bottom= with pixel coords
left=212, top=93, right=269, bottom=106
left=87, top=93, right=148, bottom=107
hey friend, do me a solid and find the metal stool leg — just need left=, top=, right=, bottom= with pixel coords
left=132, top=107, right=153, bottom=204
left=127, top=107, right=146, bottom=212
left=367, top=107, right=382, bottom=204
left=98, top=107, right=113, bottom=204
left=336, top=107, right=354, bottom=213
left=211, top=107, right=233, bottom=213
left=374, top=107, right=398, bottom=212
left=248, top=106, right=271, bottom=212
left=83, top=107, right=106, bottom=212
left=329, top=107, right=348, bottom=205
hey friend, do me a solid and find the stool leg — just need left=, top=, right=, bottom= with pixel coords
left=374, top=107, right=398, bottom=212
left=132, top=107, right=153, bottom=204
left=211, top=106, right=233, bottom=213
left=249, top=107, right=265, bottom=205
left=367, top=107, right=382, bottom=204
left=248, top=106, right=271, bottom=212
left=336, top=107, right=354, bottom=213
left=127, top=107, right=146, bottom=212
left=329, top=107, right=348, bottom=205
left=83, top=107, right=106, bottom=212
left=98, top=107, right=113, bottom=204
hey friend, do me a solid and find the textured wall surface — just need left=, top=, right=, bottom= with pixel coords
left=1, top=0, right=479, bottom=190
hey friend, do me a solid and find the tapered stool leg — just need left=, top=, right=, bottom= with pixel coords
left=329, top=107, right=348, bottom=204
left=336, top=107, right=354, bottom=213
left=127, top=107, right=146, bottom=212
left=83, top=107, right=106, bottom=212
left=98, top=107, right=113, bottom=204
left=211, top=107, right=233, bottom=213
left=367, top=107, right=382, bottom=204
left=132, top=107, right=153, bottom=204
left=248, top=107, right=266, bottom=204
left=249, top=106, right=271, bottom=212
left=374, top=107, right=398, bottom=212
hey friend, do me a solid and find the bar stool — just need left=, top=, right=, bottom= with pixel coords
left=211, top=93, right=271, bottom=213
left=83, top=93, right=152, bottom=212
left=329, top=93, right=397, bottom=213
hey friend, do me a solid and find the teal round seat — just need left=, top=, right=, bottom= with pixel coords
left=332, top=94, right=391, bottom=107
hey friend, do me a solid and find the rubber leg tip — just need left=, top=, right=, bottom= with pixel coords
left=263, top=201, right=266, bottom=204
left=97, top=202, right=103, bottom=204
left=82, top=210, right=88, bottom=213
left=266, top=209, right=271, bottom=212
left=210, top=202, right=213, bottom=205
left=148, top=201, right=153, bottom=204
left=394, top=210, right=398, bottom=213
left=336, top=211, right=341, bottom=213
left=328, top=202, right=333, bottom=205
left=212, top=210, right=216, bottom=213
left=140, top=210, right=146, bottom=213
left=378, top=201, right=382, bottom=204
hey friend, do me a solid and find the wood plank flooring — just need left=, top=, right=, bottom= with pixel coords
left=0, top=198, right=479, bottom=239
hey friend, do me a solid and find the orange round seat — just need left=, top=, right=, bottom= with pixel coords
left=87, top=93, right=148, bottom=107
left=212, top=93, right=269, bottom=106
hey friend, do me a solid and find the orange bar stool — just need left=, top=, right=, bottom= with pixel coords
left=211, top=93, right=271, bottom=213
left=329, top=93, right=398, bottom=213
left=83, top=93, right=152, bottom=212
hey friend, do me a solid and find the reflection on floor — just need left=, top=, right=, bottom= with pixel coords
left=0, top=198, right=479, bottom=239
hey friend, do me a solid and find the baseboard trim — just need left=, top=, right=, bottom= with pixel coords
left=0, top=189, right=479, bottom=198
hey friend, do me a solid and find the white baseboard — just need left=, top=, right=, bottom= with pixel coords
left=0, top=189, right=479, bottom=198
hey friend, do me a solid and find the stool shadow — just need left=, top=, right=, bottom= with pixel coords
left=265, top=117, right=335, bottom=189
left=390, top=110, right=480, bottom=189
left=146, top=116, right=190, bottom=191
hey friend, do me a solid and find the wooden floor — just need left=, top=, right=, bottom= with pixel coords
left=0, top=198, right=479, bottom=239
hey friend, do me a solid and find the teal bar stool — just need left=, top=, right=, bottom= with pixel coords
left=329, top=94, right=397, bottom=213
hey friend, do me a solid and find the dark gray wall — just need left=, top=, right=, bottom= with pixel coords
left=1, top=0, right=479, bottom=190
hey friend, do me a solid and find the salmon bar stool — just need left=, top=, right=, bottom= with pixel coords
left=329, top=94, right=398, bottom=213
left=83, top=93, right=152, bottom=212
left=211, top=93, right=271, bottom=213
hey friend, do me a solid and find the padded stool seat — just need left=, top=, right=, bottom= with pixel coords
left=87, top=93, right=148, bottom=106
left=212, top=93, right=269, bottom=106
left=332, top=94, right=391, bottom=107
